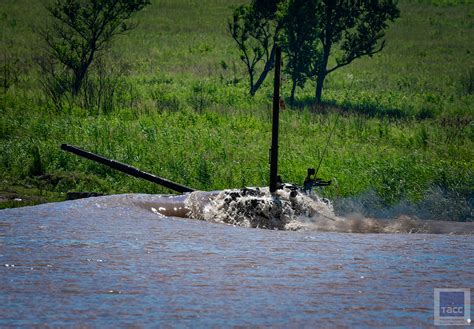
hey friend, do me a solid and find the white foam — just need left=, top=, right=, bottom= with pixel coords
left=183, top=188, right=474, bottom=234
left=185, top=187, right=337, bottom=230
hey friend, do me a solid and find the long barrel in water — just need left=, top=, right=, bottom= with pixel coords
left=60, top=144, right=195, bottom=194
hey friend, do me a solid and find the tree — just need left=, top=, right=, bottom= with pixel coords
left=313, top=0, right=399, bottom=103
left=281, top=0, right=320, bottom=104
left=229, top=1, right=399, bottom=103
left=42, top=0, right=150, bottom=96
left=228, top=0, right=283, bottom=96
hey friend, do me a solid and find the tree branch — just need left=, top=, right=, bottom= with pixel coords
left=326, top=39, right=385, bottom=75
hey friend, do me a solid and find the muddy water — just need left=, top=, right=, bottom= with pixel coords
left=1, top=193, right=473, bottom=327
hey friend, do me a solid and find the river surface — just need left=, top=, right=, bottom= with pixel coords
left=1, top=193, right=473, bottom=327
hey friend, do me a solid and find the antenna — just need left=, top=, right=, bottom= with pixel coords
left=269, top=45, right=282, bottom=193
left=314, top=112, right=340, bottom=178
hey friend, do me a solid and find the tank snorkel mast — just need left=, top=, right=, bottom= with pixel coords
left=268, top=45, right=331, bottom=195
left=269, top=45, right=282, bottom=193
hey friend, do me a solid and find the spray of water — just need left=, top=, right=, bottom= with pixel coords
left=182, top=187, right=474, bottom=234
left=185, top=187, right=336, bottom=231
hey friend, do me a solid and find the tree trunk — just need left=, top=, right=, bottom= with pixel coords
left=315, top=45, right=330, bottom=103
left=248, top=70, right=255, bottom=96
left=290, top=79, right=297, bottom=105
left=72, top=63, right=91, bottom=96
left=250, top=44, right=276, bottom=96
left=315, top=72, right=325, bottom=103
left=72, top=52, right=95, bottom=96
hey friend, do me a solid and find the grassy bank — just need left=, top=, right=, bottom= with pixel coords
left=0, top=0, right=473, bottom=220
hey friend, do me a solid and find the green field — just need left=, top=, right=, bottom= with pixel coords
left=0, top=0, right=473, bottom=220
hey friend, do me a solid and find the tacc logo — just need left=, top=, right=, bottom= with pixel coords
left=434, top=288, right=471, bottom=326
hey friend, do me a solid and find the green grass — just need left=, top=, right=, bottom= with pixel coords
left=0, top=0, right=473, bottom=220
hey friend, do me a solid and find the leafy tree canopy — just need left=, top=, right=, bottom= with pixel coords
left=42, top=0, right=150, bottom=96
left=229, top=0, right=400, bottom=103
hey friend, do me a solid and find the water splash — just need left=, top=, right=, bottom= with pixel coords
left=182, top=187, right=474, bottom=234
left=333, top=187, right=473, bottom=222
left=185, top=186, right=335, bottom=230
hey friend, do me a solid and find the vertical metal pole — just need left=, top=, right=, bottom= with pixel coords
left=269, top=46, right=282, bottom=193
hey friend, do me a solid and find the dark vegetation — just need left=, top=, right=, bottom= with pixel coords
left=0, top=0, right=473, bottom=220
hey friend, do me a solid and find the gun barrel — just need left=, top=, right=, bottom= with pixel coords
left=60, top=144, right=195, bottom=194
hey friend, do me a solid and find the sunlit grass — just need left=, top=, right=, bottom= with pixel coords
left=0, top=0, right=472, bottom=218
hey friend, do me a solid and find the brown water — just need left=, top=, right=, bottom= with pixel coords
left=1, top=193, right=473, bottom=327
